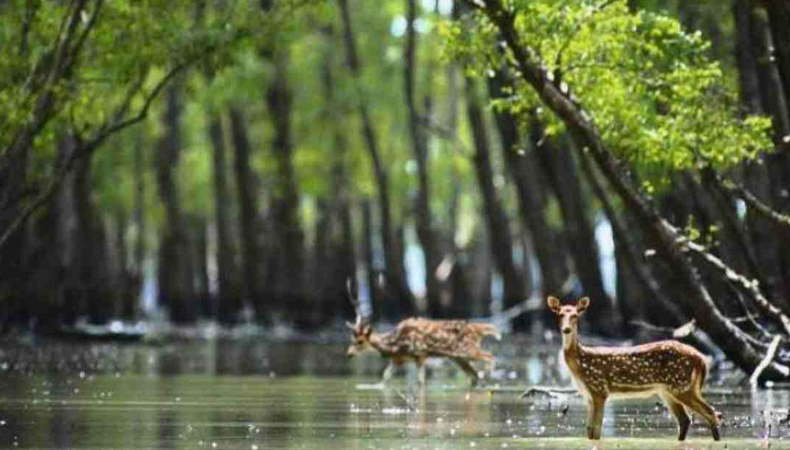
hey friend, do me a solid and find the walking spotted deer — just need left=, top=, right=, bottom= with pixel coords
left=547, top=296, right=720, bottom=441
left=345, top=283, right=500, bottom=386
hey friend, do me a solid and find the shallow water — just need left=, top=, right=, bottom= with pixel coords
left=0, top=336, right=787, bottom=449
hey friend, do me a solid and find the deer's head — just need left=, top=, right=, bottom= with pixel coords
left=345, top=278, right=373, bottom=358
left=547, top=296, right=589, bottom=348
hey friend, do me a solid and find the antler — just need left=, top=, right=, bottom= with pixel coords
left=346, top=277, right=369, bottom=329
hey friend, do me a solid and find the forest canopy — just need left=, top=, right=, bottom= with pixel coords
left=446, top=0, right=772, bottom=184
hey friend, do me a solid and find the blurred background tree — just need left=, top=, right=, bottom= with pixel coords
left=1, top=0, right=790, bottom=380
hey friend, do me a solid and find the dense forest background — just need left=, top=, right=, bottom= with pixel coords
left=2, top=0, right=790, bottom=381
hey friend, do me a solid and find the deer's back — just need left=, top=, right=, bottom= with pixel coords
left=382, top=318, right=496, bottom=359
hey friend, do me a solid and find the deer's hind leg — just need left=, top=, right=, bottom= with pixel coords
left=452, top=357, right=480, bottom=387
left=660, top=393, right=691, bottom=441
left=677, top=391, right=721, bottom=441
left=473, top=350, right=496, bottom=373
left=416, top=357, right=428, bottom=385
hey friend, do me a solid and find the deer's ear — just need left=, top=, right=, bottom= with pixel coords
left=346, top=321, right=356, bottom=331
left=547, top=296, right=561, bottom=314
left=577, top=297, right=590, bottom=314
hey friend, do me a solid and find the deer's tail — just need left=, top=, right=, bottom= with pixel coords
left=472, top=323, right=501, bottom=341
left=691, top=352, right=711, bottom=393
left=699, top=353, right=712, bottom=388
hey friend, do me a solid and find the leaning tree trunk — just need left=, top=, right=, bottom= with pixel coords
left=466, top=0, right=788, bottom=379
left=578, top=149, right=687, bottom=336
left=337, top=0, right=414, bottom=319
left=464, top=76, right=527, bottom=329
left=155, top=84, right=197, bottom=324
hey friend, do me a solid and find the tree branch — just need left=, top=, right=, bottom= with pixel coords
left=750, top=335, right=784, bottom=387
left=719, top=172, right=790, bottom=236
left=680, top=236, right=790, bottom=337
left=0, top=59, right=193, bottom=251
left=79, top=62, right=187, bottom=155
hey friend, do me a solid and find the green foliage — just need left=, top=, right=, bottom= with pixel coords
left=444, top=0, right=772, bottom=186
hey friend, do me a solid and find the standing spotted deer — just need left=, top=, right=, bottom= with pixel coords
left=345, top=282, right=500, bottom=386
left=547, top=296, right=720, bottom=441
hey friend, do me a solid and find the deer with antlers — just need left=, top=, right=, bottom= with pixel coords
left=547, top=296, right=720, bottom=441
left=345, top=281, right=500, bottom=386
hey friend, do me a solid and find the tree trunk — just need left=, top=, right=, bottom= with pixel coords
left=208, top=111, right=241, bottom=324
left=762, top=1, right=790, bottom=120
left=734, top=0, right=764, bottom=115
left=578, top=150, right=686, bottom=336
left=192, top=214, right=212, bottom=318
left=320, top=33, right=358, bottom=325
left=361, top=199, right=382, bottom=321
left=442, top=57, right=471, bottom=320
left=488, top=69, right=568, bottom=300
left=404, top=0, right=441, bottom=318
left=531, top=118, right=616, bottom=334
left=155, top=84, right=196, bottom=324
left=113, top=208, right=138, bottom=321
left=132, top=129, right=146, bottom=318
left=464, top=76, right=526, bottom=328
left=466, top=229, right=493, bottom=319
left=312, top=199, right=333, bottom=326
left=745, top=0, right=790, bottom=304
left=73, top=146, right=115, bottom=324
left=337, top=0, right=414, bottom=318
left=445, top=177, right=475, bottom=319
left=748, top=1, right=790, bottom=144
left=229, top=106, right=264, bottom=323
left=264, top=49, right=307, bottom=324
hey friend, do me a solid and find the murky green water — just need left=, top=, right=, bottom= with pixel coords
left=0, top=336, right=787, bottom=449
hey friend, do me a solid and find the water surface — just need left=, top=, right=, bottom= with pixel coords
left=0, top=336, right=786, bottom=449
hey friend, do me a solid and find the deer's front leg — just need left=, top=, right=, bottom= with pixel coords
left=382, top=360, right=398, bottom=382
left=587, top=395, right=606, bottom=440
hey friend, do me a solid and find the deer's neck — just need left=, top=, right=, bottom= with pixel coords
left=562, top=333, right=586, bottom=369
left=369, top=332, right=400, bottom=357
left=562, top=333, right=594, bottom=395
left=562, top=331, right=582, bottom=353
